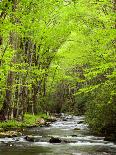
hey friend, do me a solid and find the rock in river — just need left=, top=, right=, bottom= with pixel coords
left=24, top=135, right=41, bottom=142
left=74, top=128, right=80, bottom=131
left=49, top=137, right=62, bottom=143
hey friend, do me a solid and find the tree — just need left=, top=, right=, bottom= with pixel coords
left=46, top=0, right=116, bottom=139
left=0, top=0, right=73, bottom=120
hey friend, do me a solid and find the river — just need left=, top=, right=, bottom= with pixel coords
left=0, top=114, right=116, bottom=155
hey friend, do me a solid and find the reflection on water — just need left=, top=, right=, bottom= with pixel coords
left=0, top=115, right=116, bottom=155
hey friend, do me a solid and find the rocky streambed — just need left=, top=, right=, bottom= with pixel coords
left=0, top=114, right=116, bottom=155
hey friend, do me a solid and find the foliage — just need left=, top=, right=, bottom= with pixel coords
left=85, top=81, right=116, bottom=136
left=0, top=113, right=49, bottom=129
left=46, top=0, right=116, bottom=139
left=0, top=0, right=73, bottom=118
left=0, top=0, right=116, bottom=140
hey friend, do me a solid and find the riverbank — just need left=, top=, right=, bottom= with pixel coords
left=0, top=113, right=57, bottom=138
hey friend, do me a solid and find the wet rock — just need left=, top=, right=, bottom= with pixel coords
left=12, top=137, right=20, bottom=142
left=71, top=134, right=78, bottom=137
left=74, top=128, right=80, bottom=131
left=46, top=116, right=57, bottom=123
left=0, top=131, right=22, bottom=138
left=45, top=122, right=51, bottom=127
left=24, top=135, right=40, bottom=142
left=53, top=113, right=62, bottom=118
left=65, top=115, right=73, bottom=120
left=49, top=137, right=62, bottom=143
left=62, top=118, right=68, bottom=121
left=78, top=121, right=84, bottom=124
left=62, top=139, right=77, bottom=143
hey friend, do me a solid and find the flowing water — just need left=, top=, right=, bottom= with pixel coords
left=0, top=114, right=116, bottom=155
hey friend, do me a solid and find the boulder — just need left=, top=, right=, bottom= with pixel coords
left=74, top=128, right=80, bottom=131
left=24, top=135, right=40, bottom=142
left=71, top=134, right=78, bottom=137
left=62, top=118, right=68, bottom=121
left=45, top=122, right=51, bottom=127
left=49, top=137, right=62, bottom=143
left=54, top=113, right=62, bottom=118
left=47, top=116, right=57, bottom=122
left=78, top=121, right=84, bottom=124
left=36, top=118, right=46, bottom=125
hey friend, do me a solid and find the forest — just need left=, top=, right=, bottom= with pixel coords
left=0, top=0, right=116, bottom=151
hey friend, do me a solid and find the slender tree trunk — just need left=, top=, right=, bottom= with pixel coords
left=0, top=71, right=14, bottom=120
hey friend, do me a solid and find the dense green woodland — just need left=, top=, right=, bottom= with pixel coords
left=0, top=0, right=116, bottom=140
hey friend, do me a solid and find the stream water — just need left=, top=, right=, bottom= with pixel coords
left=0, top=114, right=116, bottom=155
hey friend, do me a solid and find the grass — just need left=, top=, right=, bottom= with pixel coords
left=0, top=113, right=50, bottom=130
left=0, top=120, right=22, bottom=129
